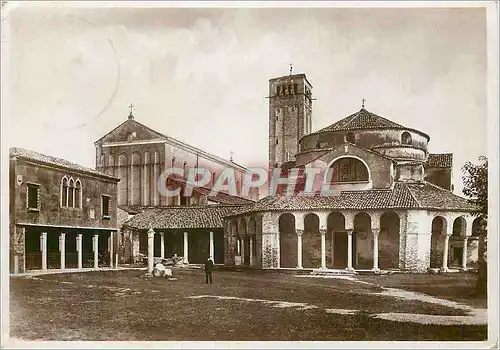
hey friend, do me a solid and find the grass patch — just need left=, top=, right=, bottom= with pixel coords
left=9, top=269, right=487, bottom=341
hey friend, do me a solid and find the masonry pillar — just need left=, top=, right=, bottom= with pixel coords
left=462, top=236, right=469, bottom=270
left=93, top=234, right=99, bottom=269
left=183, top=231, right=189, bottom=264
left=346, top=229, right=354, bottom=271
left=148, top=227, right=154, bottom=273
left=442, top=234, right=451, bottom=272
left=249, top=236, right=253, bottom=266
left=59, top=233, right=66, bottom=270
left=76, top=234, right=83, bottom=269
left=160, top=232, right=165, bottom=259
left=372, top=229, right=380, bottom=272
left=296, top=229, right=303, bottom=269
left=209, top=231, right=214, bottom=259
left=40, top=232, right=47, bottom=271
left=320, top=229, right=327, bottom=269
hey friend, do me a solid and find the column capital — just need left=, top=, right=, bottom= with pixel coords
left=60, top=232, right=66, bottom=237
left=319, top=229, right=327, bottom=236
left=371, top=228, right=380, bottom=236
left=41, top=232, right=47, bottom=237
left=346, top=229, right=354, bottom=235
left=296, top=229, right=304, bottom=237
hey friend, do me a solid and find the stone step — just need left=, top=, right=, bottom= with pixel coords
left=310, top=268, right=358, bottom=276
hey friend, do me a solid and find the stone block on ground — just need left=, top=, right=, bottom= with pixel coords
left=153, top=263, right=166, bottom=277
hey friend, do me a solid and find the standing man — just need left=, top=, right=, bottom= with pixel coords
left=205, top=256, right=214, bottom=285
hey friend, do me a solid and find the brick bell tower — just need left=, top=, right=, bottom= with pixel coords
left=268, top=68, right=314, bottom=172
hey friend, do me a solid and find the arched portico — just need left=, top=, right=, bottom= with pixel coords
left=279, top=213, right=296, bottom=268
left=430, top=216, right=447, bottom=268
left=379, top=211, right=400, bottom=269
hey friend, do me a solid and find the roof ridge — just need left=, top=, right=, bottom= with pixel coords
left=10, top=147, right=120, bottom=181
left=401, top=182, right=422, bottom=208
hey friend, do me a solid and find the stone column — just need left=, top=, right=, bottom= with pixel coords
left=40, top=232, right=47, bottom=270
left=249, top=236, right=253, bottom=266
left=160, top=232, right=165, bottom=259
left=183, top=231, right=189, bottom=264
left=462, top=236, right=469, bottom=270
left=372, top=229, right=380, bottom=272
left=93, top=234, right=99, bottom=269
left=76, top=234, right=83, bottom=269
left=109, top=232, right=114, bottom=268
left=442, top=234, right=451, bottom=272
left=241, top=236, right=246, bottom=265
left=209, top=231, right=214, bottom=259
left=296, top=229, right=303, bottom=269
left=320, top=229, right=327, bottom=269
left=59, top=233, right=66, bottom=270
left=346, top=229, right=354, bottom=271
left=148, top=227, right=154, bottom=273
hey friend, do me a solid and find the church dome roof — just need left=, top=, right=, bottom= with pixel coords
left=312, top=108, right=429, bottom=140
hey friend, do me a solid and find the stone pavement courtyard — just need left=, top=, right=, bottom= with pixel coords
left=9, top=268, right=487, bottom=341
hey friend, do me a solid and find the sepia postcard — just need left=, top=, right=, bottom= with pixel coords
left=1, top=1, right=498, bottom=348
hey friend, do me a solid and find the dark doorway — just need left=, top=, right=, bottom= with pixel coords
left=154, top=234, right=162, bottom=257
left=334, top=231, right=347, bottom=268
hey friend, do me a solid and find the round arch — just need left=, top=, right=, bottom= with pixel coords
left=430, top=216, right=447, bottom=268
left=354, top=212, right=372, bottom=269
left=379, top=211, right=400, bottom=269
left=326, top=156, right=370, bottom=183
left=279, top=213, right=297, bottom=268
left=327, top=211, right=347, bottom=268
left=401, top=131, right=412, bottom=145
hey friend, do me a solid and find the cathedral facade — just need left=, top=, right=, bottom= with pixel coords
left=223, top=73, right=482, bottom=273
left=94, top=112, right=259, bottom=265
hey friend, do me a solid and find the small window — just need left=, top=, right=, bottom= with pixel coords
left=401, top=132, right=412, bottom=145
left=27, top=184, right=40, bottom=211
left=276, top=139, right=279, bottom=145
left=346, top=132, right=355, bottom=144
left=101, top=195, right=111, bottom=218
left=294, top=83, right=298, bottom=94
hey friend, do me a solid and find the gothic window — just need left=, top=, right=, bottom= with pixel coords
left=401, top=132, right=412, bottom=145
left=75, top=180, right=82, bottom=208
left=61, top=177, right=68, bottom=207
left=294, top=83, right=298, bottom=94
left=330, top=158, right=369, bottom=183
left=346, top=132, right=355, bottom=144
left=68, top=179, right=74, bottom=207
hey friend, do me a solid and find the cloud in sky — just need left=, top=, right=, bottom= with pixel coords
left=5, top=4, right=487, bottom=193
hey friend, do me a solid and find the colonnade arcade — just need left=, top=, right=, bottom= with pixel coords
left=227, top=210, right=479, bottom=272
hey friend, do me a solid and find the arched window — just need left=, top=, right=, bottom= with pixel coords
left=61, top=177, right=68, bottom=207
left=345, top=132, right=355, bottom=144
left=330, top=157, right=369, bottom=183
left=401, top=132, right=412, bottom=145
left=75, top=180, right=82, bottom=208
left=68, top=179, right=74, bottom=207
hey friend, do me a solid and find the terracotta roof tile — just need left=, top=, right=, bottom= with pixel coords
left=10, top=147, right=119, bottom=181
left=405, top=182, right=476, bottom=211
left=226, top=181, right=477, bottom=217
left=166, top=176, right=255, bottom=205
left=123, top=205, right=245, bottom=230
left=425, top=153, right=453, bottom=168
left=309, top=108, right=430, bottom=140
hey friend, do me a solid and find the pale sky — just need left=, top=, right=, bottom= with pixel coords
left=4, top=3, right=487, bottom=194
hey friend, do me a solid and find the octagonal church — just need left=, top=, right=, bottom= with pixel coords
left=223, top=72, right=481, bottom=273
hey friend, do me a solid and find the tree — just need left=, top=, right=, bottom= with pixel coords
left=461, top=156, right=487, bottom=295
